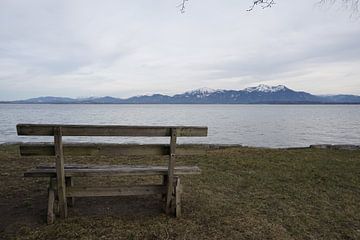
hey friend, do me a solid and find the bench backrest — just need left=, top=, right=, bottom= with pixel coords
left=17, top=124, right=207, bottom=155
left=17, top=124, right=208, bottom=172
left=17, top=124, right=208, bottom=137
left=17, top=124, right=208, bottom=156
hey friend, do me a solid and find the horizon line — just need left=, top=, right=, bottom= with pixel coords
left=2, top=84, right=360, bottom=102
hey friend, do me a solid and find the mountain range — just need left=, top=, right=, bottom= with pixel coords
left=2, top=85, right=360, bottom=104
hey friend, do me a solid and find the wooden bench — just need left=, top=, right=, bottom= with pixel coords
left=17, top=124, right=207, bottom=224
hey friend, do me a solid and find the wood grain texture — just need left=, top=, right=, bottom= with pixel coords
left=19, top=143, right=206, bottom=157
left=24, top=165, right=201, bottom=177
left=175, top=177, right=182, bottom=218
left=47, top=178, right=56, bottom=224
left=166, top=128, right=177, bottom=215
left=66, top=185, right=166, bottom=197
left=54, top=127, right=67, bottom=218
left=65, top=177, right=75, bottom=207
left=17, top=124, right=208, bottom=137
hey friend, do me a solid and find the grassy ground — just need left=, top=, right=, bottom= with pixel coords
left=0, top=144, right=360, bottom=240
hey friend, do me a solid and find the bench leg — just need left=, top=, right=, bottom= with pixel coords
left=65, top=177, right=75, bottom=207
left=161, top=175, right=168, bottom=202
left=165, top=176, right=182, bottom=217
left=47, top=178, right=56, bottom=224
left=174, top=177, right=182, bottom=218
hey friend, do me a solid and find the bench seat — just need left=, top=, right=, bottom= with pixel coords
left=66, top=185, right=167, bottom=197
left=24, top=164, right=201, bottom=177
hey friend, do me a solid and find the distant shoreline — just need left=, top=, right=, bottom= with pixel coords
left=1, top=102, right=360, bottom=105
left=2, top=85, right=360, bottom=104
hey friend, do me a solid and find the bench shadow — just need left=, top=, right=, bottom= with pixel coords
left=68, top=195, right=164, bottom=217
left=0, top=193, right=164, bottom=238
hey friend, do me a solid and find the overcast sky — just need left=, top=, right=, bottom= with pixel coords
left=0, top=0, right=359, bottom=100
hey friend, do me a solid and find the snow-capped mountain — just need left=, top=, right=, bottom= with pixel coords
left=6, top=85, right=360, bottom=104
left=245, top=84, right=287, bottom=93
left=178, top=87, right=219, bottom=99
left=13, top=96, right=75, bottom=104
left=186, top=87, right=216, bottom=94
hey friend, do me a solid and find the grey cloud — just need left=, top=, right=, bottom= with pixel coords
left=0, top=0, right=359, bottom=100
left=199, top=27, right=360, bottom=81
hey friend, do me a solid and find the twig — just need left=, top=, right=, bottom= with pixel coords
left=177, top=0, right=189, bottom=13
left=247, top=0, right=275, bottom=11
left=318, top=0, right=360, bottom=18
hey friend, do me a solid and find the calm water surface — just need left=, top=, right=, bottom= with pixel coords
left=0, top=104, right=359, bottom=148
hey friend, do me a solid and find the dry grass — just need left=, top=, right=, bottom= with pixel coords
left=0, top=144, right=360, bottom=240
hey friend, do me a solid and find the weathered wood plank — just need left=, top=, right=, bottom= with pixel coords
left=30, top=144, right=205, bottom=156
left=47, top=178, right=56, bottom=224
left=54, top=127, right=67, bottom=218
left=24, top=165, right=201, bottom=177
left=19, top=143, right=206, bottom=157
left=65, top=177, right=75, bottom=207
left=161, top=175, right=168, bottom=202
left=166, top=128, right=177, bottom=215
left=66, top=185, right=166, bottom=197
left=175, top=177, right=182, bottom=218
left=17, top=124, right=208, bottom=137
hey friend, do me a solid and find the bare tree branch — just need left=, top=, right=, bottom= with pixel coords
left=177, top=0, right=360, bottom=17
left=247, top=0, right=275, bottom=11
left=318, top=0, right=359, bottom=17
left=177, top=0, right=189, bottom=13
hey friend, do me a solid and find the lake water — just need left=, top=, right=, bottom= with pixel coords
left=0, top=104, right=359, bottom=148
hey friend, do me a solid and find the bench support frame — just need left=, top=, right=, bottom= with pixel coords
left=46, top=175, right=182, bottom=224
left=175, top=177, right=182, bottom=218
left=166, top=128, right=177, bottom=214
left=54, top=127, right=68, bottom=219
left=66, top=177, right=75, bottom=207
left=47, top=178, right=56, bottom=224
